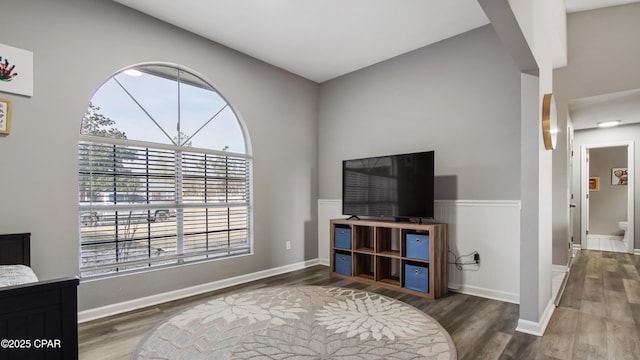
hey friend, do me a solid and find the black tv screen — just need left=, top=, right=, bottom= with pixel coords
left=342, top=151, right=434, bottom=219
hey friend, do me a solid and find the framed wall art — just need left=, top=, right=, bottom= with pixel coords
left=0, top=43, right=33, bottom=97
left=0, top=99, right=10, bottom=134
left=589, top=177, right=599, bottom=191
left=612, top=167, right=628, bottom=185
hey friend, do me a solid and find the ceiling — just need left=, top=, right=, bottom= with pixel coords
left=113, top=0, right=640, bottom=130
left=564, top=0, right=640, bottom=130
left=113, top=0, right=490, bottom=83
left=114, top=0, right=639, bottom=83
left=569, top=89, right=640, bottom=130
left=564, top=0, right=640, bottom=12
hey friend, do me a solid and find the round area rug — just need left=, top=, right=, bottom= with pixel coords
left=133, top=286, right=457, bottom=359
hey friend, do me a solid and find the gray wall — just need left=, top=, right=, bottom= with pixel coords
left=0, top=0, right=319, bottom=311
left=588, top=147, right=628, bottom=235
left=553, top=3, right=640, bottom=262
left=573, top=125, right=640, bottom=247
left=318, top=25, right=522, bottom=201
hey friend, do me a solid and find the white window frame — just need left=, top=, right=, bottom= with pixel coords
left=78, top=63, right=253, bottom=278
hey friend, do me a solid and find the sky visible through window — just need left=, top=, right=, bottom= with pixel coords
left=89, top=69, right=246, bottom=153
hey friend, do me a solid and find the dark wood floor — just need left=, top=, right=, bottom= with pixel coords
left=78, top=250, right=640, bottom=359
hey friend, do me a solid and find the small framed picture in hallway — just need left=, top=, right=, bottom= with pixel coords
left=611, top=168, right=628, bottom=185
left=589, top=177, right=599, bottom=191
left=0, top=98, right=10, bottom=134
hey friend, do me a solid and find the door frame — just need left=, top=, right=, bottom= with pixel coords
left=580, top=141, right=634, bottom=253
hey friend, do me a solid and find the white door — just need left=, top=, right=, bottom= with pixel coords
left=568, top=126, right=575, bottom=262
left=585, top=150, right=590, bottom=248
left=580, top=147, right=591, bottom=249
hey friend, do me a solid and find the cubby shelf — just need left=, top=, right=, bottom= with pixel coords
left=330, top=218, right=448, bottom=300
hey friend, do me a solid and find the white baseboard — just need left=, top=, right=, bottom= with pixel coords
left=572, top=243, right=581, bottom=257
left=437, top=200, right=520, bottom=306
left=551, top=265, right=568, bottom=273
left=569, top=241, right=637, bottom=256
left=515, top=299, right=555, bottom=336
left=448, top=283, right=519, bottom=304
left=78, top=258, right=324, bottom=323
left=588, top=234, right=622, bottom=241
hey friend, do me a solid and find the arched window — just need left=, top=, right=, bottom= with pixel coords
left=78, top=63, right=252, bottom=277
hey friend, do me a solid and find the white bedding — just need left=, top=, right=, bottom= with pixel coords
left=0, top=265, right=38, bottom=287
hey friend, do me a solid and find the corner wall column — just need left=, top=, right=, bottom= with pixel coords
left=479, top=0, right=555, bottom=335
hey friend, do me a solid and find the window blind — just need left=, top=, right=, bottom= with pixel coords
left=79, top=140, right=251, bottom=277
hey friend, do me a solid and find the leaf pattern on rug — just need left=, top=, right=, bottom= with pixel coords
left=134, top=286, right=456, bottom=360
left=168, top=288, right=308, bottom=328
left=316, top=288, right=432, bottom=341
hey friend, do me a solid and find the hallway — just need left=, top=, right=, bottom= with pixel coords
left=550, top=250, right=640, bottom=358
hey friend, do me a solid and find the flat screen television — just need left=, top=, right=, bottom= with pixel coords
left=342, top=151, right=435, bottom=220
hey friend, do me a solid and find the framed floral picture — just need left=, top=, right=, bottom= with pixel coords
left=612, top=168, right=628, bottom=185
left=0, top=43, right=33, bottom=97
left=0, top=98, right=10, bottom=134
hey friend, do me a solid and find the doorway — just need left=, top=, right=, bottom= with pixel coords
left=580, top=141, right=634, bottom=253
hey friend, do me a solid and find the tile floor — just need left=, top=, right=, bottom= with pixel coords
left=585, top=235, right=628, bottom=253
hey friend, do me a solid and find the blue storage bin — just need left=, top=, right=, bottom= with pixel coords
left=334, top=226, right=352, bottom=249
left=404, top=264, right=429, bottom=293
left=405, top=233, right=429, bottom=260
left=335, top=253, right=352, bottom=276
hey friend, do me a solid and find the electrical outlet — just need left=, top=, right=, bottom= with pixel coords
left=286, top=241, right=291, bottom=250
